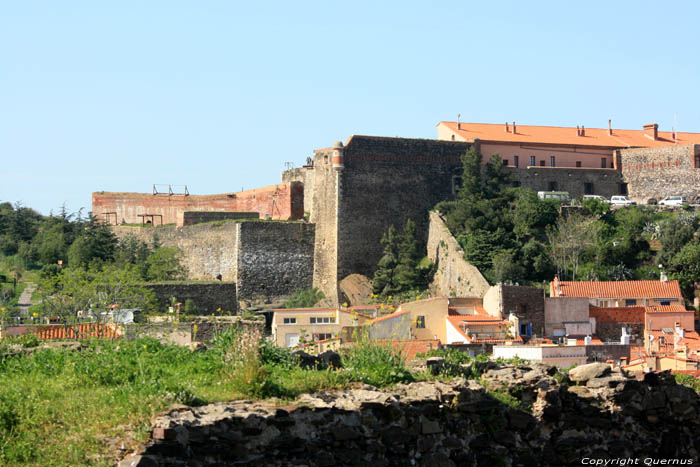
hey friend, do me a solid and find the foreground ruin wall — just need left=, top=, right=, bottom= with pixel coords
left=112, top=221, right=314, bottom=303
left=92, top=182, right=304, bottom=226
left=620, top=144, right=700, bottom=202
left=126, top=364, right=700, bottom=466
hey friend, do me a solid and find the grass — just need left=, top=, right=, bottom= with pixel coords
left=0, top=329, right=419, bottom=465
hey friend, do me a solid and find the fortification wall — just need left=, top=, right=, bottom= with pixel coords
left=112, top=221, right=314, bottom=303
left=92, top=182, right=304, bottom=226
left=336, top=136, right=468, bottom=286
left=236, top=222, right=315, bottom=302
left=310, top=149, right=340, bottom=303
left=620, top=144, right=700, bottom=202
left=426, top=211, right=490, bottom=298
left=144, top=282, right=238, bottom=314
left=112, top=223, right=240, bottom=282
left=505, top=166, right=625, bottom=198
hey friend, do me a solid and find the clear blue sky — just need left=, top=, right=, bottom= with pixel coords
left=2, top=1, right=699, bottom=215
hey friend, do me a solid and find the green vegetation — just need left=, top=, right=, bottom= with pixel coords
left=676, top=373, right=700, bottom=393
left=0, top=329, right=421, bottom=464
left=373, top=219, right=433, bottom=296
left=283, top=287, right=325, bottom=308
left=433, top=148, right=700, bottom=300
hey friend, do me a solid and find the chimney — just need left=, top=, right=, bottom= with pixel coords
left=457, top=122, right=461, bottom=130
left=512, top=121, right=516, bottom=134
left=505, top=122, right=510, bottom=133
left=608, top=119, right=612, bottom=135
left=673, top=127, right=677, bottom=143
left=644, top=123, right=658, bottom=140
left=576, top=125, right=580, bottom=136
left=580, top=125, right=585, bottom=137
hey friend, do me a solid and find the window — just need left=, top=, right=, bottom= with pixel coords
left=283, top=317, right=297, bottom=325
left=503, top=159, right=508, bottom=166
left=598, top=300, right=609, bottom=307
left=584, top=182, right=594, bottom=195
left=660, top=301, right=671, bottom=306
left=530, top=156, right=535, bottom=166
left=576, top=161, right=582, bottom=167
left=548, top=181, right=557, bottom=191
left=540, top=160, right=545, bottom=167
left=619, top=183, right=628, bottom=195
left=625, top=299, right=637, bottom=306
left=310, top=316, right=335, bottom=324
left=601, top=158, right=607, bottom=168
left=416, top=316, right=426, bottom=328
left=313, top=333, right=333, bottom=341
left=550, top=156, right=556, bottom=167
left=695, top=155, right=700, bottom=168
left=514, top=155, right=519, bottom=168
left=451, top=134, right=455, bottom=141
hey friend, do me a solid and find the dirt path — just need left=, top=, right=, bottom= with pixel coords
left=17, top=282, right=37, bottom=316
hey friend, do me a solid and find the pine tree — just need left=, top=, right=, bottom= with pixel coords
left=394, top=219, right=422, bottom=290
left=372, top=225, right=399, bottom=294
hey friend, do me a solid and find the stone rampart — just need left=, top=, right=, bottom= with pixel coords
left=92, top=182, right=304, bottom=226
left=620, top=144, right=700, bottom=202
left=144, top=282, right=238, bottom=314
left=236, top=222, right=315, bottom=302
left=311, top=136, right=469, bottom=303
left=112, top=223, right=239, bottom=282
left=505, top=166, right=625, bottom=198
left=112, top=220, right=314, bottom=303
left=426, top=211, right=490, bottom=297
left=282, top=166, right=314, bottom=217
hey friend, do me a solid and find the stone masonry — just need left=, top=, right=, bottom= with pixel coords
left=620, top=144, right=700, bottom=202
left=124, top=364, right=700, bottom=466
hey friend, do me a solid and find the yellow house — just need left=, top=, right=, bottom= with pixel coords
left=272, top=307, right=373, bottom=348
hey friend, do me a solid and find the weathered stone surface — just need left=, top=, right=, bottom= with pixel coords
left=569, top=362, right=611, bottom=382
left=125, top=366, right=700, bottom=466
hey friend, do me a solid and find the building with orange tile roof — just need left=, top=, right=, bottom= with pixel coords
left=438, top=121, right=700, bottom=169
left=549, top=277, right=683, bottom=308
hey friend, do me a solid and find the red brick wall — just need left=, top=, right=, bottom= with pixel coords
left=92, top=182, right=304, bottom=226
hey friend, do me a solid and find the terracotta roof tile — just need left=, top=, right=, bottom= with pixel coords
left=440, top=121, right=700, bottom=149
left=552, top=280, right=682, bottom=299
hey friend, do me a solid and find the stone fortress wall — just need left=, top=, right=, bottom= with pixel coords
left=619, top=144, right=700, bottom=202
left=99, top=133, right=700, bottom=306
left=111, top=221, right=314, bottom=304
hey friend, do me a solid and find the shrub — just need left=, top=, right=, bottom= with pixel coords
left=284, top=288, right=325, bottom=308
left=343, top=341, right=413, bottom=387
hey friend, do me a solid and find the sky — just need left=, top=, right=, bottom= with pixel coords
left=2, top=1, right=700, bottom=215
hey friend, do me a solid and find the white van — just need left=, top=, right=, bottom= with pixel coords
left=537, top=191, right=570, bottom=202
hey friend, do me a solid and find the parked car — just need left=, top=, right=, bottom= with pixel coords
left=658, top=196, right=686, bottom=206
left=610, top=196, right=637, bottom=206
left=647, top=198, right=658, bottom=205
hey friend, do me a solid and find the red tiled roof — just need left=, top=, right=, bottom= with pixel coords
left=644, top=305, right=690, bottom=314
left=589, top=306, right=645, bottom=323
left=552, top=280, right=682, bottom=299
left=440, top=121, right=700, bottom=149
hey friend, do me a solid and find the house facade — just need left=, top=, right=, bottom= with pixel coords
left=272, top=307, right=373, bottom=348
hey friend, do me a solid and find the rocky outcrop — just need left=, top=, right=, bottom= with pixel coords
left=122, top=364, right=700, bottom=466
